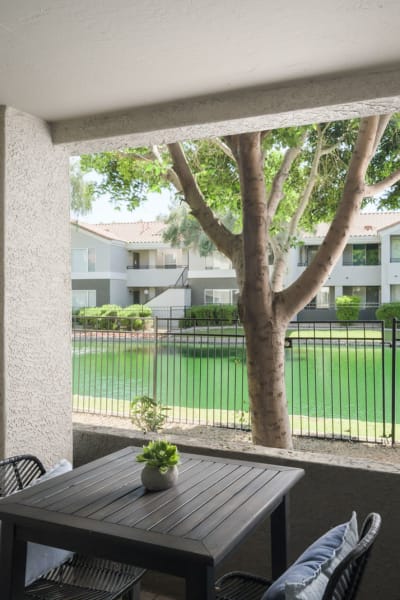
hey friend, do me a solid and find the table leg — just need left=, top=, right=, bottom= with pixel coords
left=185, top=564, right=215, bottom=600
left=270, top=495, right=289, bottom=580
left=0, top=521, right=27, bottom=600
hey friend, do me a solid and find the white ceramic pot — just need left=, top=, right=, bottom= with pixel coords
left=141, top=464, right=179, bottom=491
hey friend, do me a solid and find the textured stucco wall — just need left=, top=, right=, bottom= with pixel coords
left=52, top=67, right=400, bottom=154
left=0, top=106, right=71, bottom=466
left=73, top=424, right=400, bottom=600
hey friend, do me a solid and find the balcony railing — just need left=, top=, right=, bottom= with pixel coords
left=127, top=264, right=187, bottom=269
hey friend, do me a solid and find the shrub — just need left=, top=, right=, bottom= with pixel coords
left=132, top=317, right=144, bottom=330
left=335, top=295, right=361, bottom=322
left=99, top=304, right=121, bottom=315
left=376, top=302, right=400, bottom=328
left=179, top=304, right=239, bottom=328
left=130, top=396, right=169, bottom=433
left=100, top=304, right=121, bottom=329
left=117, top=305, right=152, bottom=330
left=77, top=307, right=103, bottom=328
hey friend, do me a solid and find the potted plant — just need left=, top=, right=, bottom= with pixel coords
left=136, top=440, right=180, bottom=491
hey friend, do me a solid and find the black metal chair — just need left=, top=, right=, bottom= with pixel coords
left=0, top=454, right=145, bottom=600
left=215, top=512, right=381, bottom=600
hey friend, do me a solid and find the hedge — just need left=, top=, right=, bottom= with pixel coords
left=76, top=303, right=152, bottom=330
left=180, top=304, right=239, bottom=328
left=335, top=295, right=361, bottom=322
left=375, top=302, right=400, bottom=328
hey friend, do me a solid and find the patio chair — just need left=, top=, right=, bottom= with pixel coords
left=0, top=454, right=146, bottom=600
left=215, top=512, right=381, bottom=600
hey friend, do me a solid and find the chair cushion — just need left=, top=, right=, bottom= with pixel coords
left=263, top=512, right=358, bottom=600
left=1, top=458, right=74, bottom=585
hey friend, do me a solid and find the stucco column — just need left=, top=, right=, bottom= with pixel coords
left=0, top=106, right=71, bottom=466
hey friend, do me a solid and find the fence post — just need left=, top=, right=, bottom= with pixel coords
left=153, top=317, right=159, bottom=401
left=391, top=318, right=397, bottom=446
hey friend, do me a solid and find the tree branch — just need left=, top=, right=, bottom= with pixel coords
left=150, top=145, right=183, bottom=192
left=267, top=130, right=308, bottom=219
left=365, top=166, right=400, bottom=197
left=210, top=138, right=235, bottom=162
left=223, top=135, right=241, bottom=163
left=271, top=128, right=326, bottom=291
left=281, top=116, right=380, bottom=316
left=167, top=142, right=240, bottom=259
left=371, top=113, right=393, bottom=155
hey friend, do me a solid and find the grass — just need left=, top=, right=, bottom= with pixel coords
left=178, top=325, right=387, bottom=340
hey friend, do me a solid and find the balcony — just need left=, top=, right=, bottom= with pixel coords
left=73, top=420, right=399, bottom=600
left=126, top=265, right=187, bottom=287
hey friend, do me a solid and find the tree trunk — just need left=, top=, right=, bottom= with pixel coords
left=238, top=133, right=293, bottom=449
left=242, top=316, right=292, bottom=448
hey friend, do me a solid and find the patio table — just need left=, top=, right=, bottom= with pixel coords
left=0, top=447, right=304, bottom=599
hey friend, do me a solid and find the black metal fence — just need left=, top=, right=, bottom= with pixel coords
left=72, top=317, right=399, bottom=445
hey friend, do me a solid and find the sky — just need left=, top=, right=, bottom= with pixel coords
left=72, top=189, right=173, bottom=224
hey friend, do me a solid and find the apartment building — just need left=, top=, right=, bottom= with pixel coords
left=71, top=213, right=400, bottom=320
left=291, top=212, right=400, bottom=320
left=71, top=220, right=237, bottom=312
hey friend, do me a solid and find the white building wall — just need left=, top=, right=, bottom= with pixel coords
left=110, top=279, right=131, bottom=306
left=145, top=287, right=190, bottom=308
left=71, top=227, right=112, bottom=271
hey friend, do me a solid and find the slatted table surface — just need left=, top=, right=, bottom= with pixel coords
left=0, top=447, right=304, bottom=600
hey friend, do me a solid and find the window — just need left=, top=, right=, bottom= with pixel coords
left=342, top=244, right=380, bottom=266
left=298, top=245, right=319, bottom=266
left=72, top=248, right=96, bottom=272
left=342, top=286, right=380, bottom=307
left=204, top=289, right=239, bottom=304
left=391, top=285, right=400, bottom=302
left=390, top=236, right=400, bottom=262
left=164, top=252, right=177, bottom=268
left=72, top=290, right=96, bottom=309
left=307, top=286, right=333, bottom=309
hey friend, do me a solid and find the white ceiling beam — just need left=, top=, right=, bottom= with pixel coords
left=52, top=66, right=400, bottom=154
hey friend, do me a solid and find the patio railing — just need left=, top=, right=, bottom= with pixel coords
left=72, top=317, right=399, bottom=445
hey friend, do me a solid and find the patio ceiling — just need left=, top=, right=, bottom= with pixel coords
left=1, top=0, right=400, bottom=126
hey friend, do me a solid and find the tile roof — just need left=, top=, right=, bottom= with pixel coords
left=309, top=212, right=400, bottom=238
left=73, top=211, right=400, bottom=244
left=73, top=220, right=166, bottom=243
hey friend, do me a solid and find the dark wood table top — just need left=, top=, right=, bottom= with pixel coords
left=0, top=447, right=304, bottom=575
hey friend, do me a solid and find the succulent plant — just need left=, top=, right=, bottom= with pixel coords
left=136, top=440, right=180, bottom=474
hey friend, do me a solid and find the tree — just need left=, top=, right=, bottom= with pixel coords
left=80, top=115, right=400, bottom=449
left=70, top=159, right=95, bottom=217
left=163, top=203, right=238, bottom=257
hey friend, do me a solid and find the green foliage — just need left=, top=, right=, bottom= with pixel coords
left=70, top=159, right=95, bottom=216
left=136, top=440, right=180, bottom=473
left=79, top=117, right=400, bottom=253
left=335, top=296, right=361, bottom=322
left=117, top=305, right=152, bottom=330
left=162, top=203, right=238, bottom=256
left=180, top=304, right=239, bottom=327
left=130, top=396, right=169, bottom=433
left=77, top=304, right=152, bottom=330
left=375, top=303, right=400, bottom=328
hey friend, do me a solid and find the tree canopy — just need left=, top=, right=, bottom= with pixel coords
left=78, top=115, right=400, bottom=449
